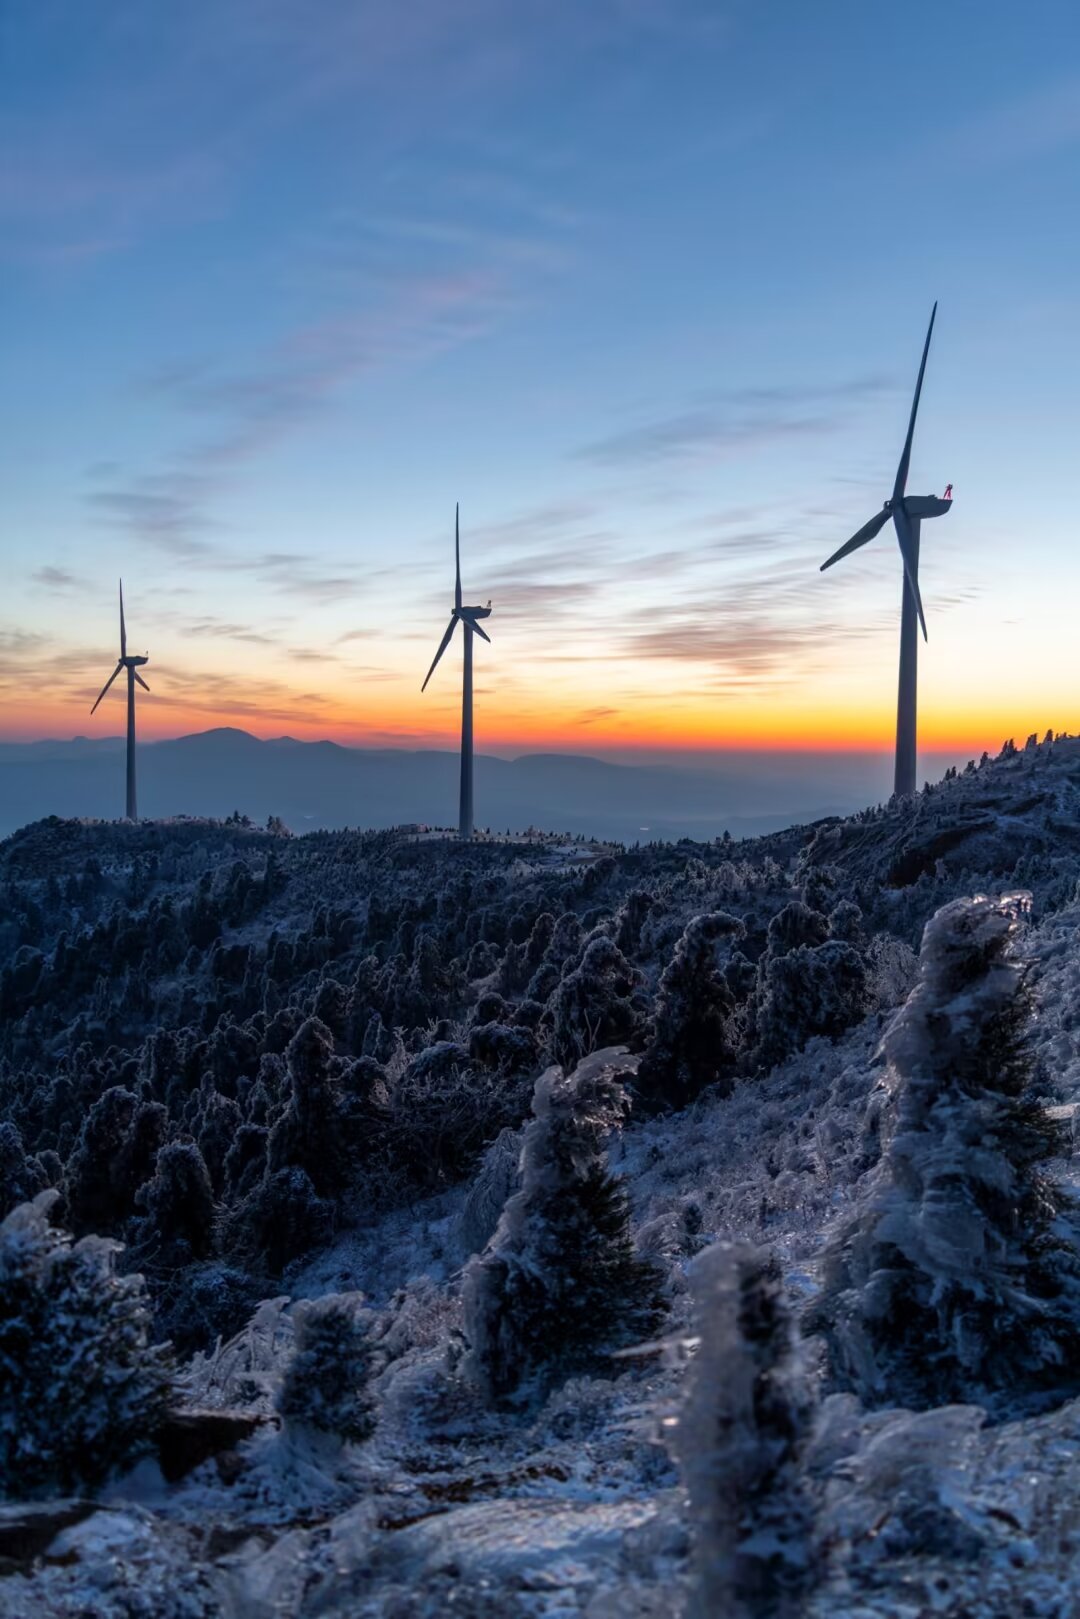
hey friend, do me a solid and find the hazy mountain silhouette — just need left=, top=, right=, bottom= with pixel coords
left=0, top=726, right=956, bottom=843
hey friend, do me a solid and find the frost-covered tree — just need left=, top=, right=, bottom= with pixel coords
left=64, top=1087, right=167, bottom=1236
left=462, top=1051, right=663, bottom=1404
left=276, top=1292, right=377, bottom=1446
left=135, top=1140, right=216, bottom=1264
left=671, top=1243, right=814, bottom=1619
left=767, top=899, right=829, bottom=955
left=549, top=936, right=644, bottom=1069
left=0, top=1191, right=171, bottom=1496
left=635, top=912, right=745, bottom=1113
left=225, top=1165, right=334, bottom=1275
left=813, top=892, right=1080, bottom=1408
left=268, top=1017, right=352, bottom=1197
left=752, top=939, right=869, bottom=1070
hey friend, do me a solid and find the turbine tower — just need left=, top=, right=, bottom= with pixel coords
left=421, top=505, right=492, bottom=840
left=91, top=580, right=150, bottom=822
left=820, top=303, right=952, bottom=799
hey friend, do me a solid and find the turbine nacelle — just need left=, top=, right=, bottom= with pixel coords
left=421, top=511, right=494, bottom=690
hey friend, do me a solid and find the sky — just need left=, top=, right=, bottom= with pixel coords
left=1, top=0, right=1078, bottom=761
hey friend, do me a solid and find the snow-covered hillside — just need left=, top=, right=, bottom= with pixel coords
left=2, top=732, right=1080, bottom=1616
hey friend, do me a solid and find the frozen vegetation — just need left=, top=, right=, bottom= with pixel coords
left=1, top=731, right=1080, bottom=1613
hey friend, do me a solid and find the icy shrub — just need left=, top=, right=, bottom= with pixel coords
left=670, top=1242, right=814, bottom=1619
left=767, top=899, right=829, bottom=954
left=462, top=1050, right=663, bottom=1405
left=827, top=898, right=863, bottom=944
left=225, top=1165, right=335, bottom=1275
left=385, top=1042, right=531, bottom=1194
left=549, top=936, right=645, bottom=1069
left=468, top=1019, right=538, bottom=1074
left=753, top=939, right=869, bottom=1069
left=813, top=892, right=1080, bottom=1408
left=635, top=911, right=745, bottom=1113
left=864, top=930, right=918, bottom=1008
left=0, top=1191, right=171, bottom=1496
left=150, top=1261, right=263, bottom=1358
left=277, top=1292, right=377, bottom=1446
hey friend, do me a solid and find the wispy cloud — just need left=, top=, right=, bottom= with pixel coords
left=89, top=267, right=534, bottom=567
left=180, top=618, right=282, bottom=647
left=31, top=567, right=88, bottom=593
left=576, top=378, right=891, bottom=468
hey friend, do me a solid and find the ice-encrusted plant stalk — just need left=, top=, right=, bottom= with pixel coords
left=670, top=1242, right=815, bottom=1619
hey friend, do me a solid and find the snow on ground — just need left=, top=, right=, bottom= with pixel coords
left=8, top=892, right=1080, bottom=1616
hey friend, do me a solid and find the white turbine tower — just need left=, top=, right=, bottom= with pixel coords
left=820, top=303, right=952, bottom=798
left=90, top=579, right=150, bottom=822
left=421, top=505, right=493, bottom=840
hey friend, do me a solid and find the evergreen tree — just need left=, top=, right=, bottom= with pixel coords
left=268, top=1017, right=351, bottom=1197
left=813, top=892, right=1080, bottom=1408
left=462, top=1051, right=663, bottom=1404
left=752, top=939, right=868, bottom=1069
left=135, top=1140, right=216, bottom=1263
left=635, top=912, right=744, bottom=1113
left=549, top=937, right=644, bottom=1069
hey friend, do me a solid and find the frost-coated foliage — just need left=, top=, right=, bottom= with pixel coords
left=276, top=1292, right=377, bottom=1445
left=752, top=937, right=869, bottom=1070
left=671, top=1243, right=814, bottom=1619
left=814, top=892, right=1080, bottom=1408
left=458, top=1125, right=521, bottom=1257
left=462, top=1049, right=664, bottom=1404
left=0, top=1120, right=46, bottom=1217
left=635, top=911, right=745, bottom=1112
left=134, top=1139, right=216, bottom=1264
left=0, top=1191, right=171, bottom=1496
left=548, top=936, right=645, bottom=1068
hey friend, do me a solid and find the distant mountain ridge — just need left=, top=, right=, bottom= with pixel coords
left=0, top=725, right=927, bottom=843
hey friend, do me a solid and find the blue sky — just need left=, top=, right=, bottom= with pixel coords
left=1, top=0, right=1078, bottom=753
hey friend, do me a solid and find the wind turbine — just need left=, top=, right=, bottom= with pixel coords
left=421, top=504, right=492, bottom=840
left=91, top=580, right=150, bottom=822
left=820, top=303, right=952, bottom=799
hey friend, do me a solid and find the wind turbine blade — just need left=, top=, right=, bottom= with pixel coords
left=893, top=301, right=937, bottom=502
left=902, top=559, right=928, bottom=641
left=134, top=670, right=150, bottom=692
left=119, top=579, right=127, bottom=659
left=894, top=508, right=929, bottom=641
left=469, top=619, right=491, bottom=645
left=91, top=663, right=123, bottom=714
left=421, top=615, right=458, bottom=691
left=455, top=503, right=462, bottom=612
left=820, top=507, right=891, bottom=571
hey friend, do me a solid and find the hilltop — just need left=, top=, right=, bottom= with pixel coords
left=2, top=730, right=1080, bottom=1616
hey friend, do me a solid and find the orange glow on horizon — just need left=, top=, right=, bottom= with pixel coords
left=5, top=684, right=1069, bottom=760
